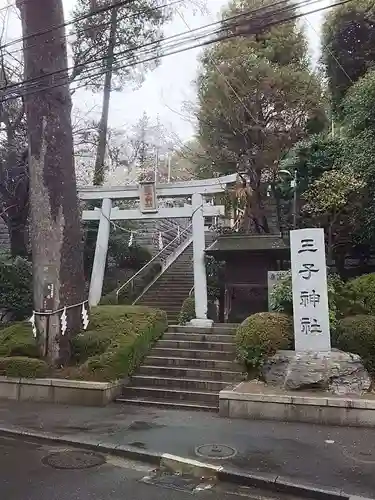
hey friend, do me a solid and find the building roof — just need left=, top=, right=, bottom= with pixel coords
left=206, top=234, right=289, bottom=255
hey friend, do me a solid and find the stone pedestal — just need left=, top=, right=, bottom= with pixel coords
left=262, top=350, right=371, bottom=396
left=190, top=318, right=214, bottom=328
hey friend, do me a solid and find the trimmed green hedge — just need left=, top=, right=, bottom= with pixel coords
left=0, top=322, right=39, bottom=358
left=178, top=297, right=195, bottom=325
left=0, top=357, right=48, bottom=378
left=335, top=315, right=375, bottom=374
left=72, top=305, right=167, bottom=381
left=236, top=312, right=293, bottom=372
left=71, top=329, right=118, bottom=362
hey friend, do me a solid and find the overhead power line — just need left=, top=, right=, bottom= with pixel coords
left=0, top=0, right=354, bottom=104
left=2, top=0, right=185, bottom=61
left=0, top=0, right=335, bottom=95
left=1, top=0, right=325, bottom=54
left=0, top=0, right=137, bottom=51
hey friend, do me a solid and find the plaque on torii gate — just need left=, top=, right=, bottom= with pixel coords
left=139, top=181, right=158, bottom=214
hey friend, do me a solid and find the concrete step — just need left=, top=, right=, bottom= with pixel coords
left=150, top=348, right=233, bottom=361
left=157, top=339, right=235, bottom=352
left=144, top=356, right=236, bottom=370
left=141, top=298, right=187, bottom=304
left=115, top=396, right=217, bottom=412
left=167, top=326, right=237, bottom=335
left=131, top=375, right=229, bottom=392
left=138, top=365, right=242, bottom=381
left=122, top=386, right=219, bottom=404
left=162, top=332, right=235, bottom=342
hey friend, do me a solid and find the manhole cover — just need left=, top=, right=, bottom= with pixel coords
left=195, top=444, right=237, bottom=460
left=42, top=451, right=106, bottom=470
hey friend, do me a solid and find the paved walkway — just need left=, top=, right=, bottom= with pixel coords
left=0, top=401, right=374, bottom=497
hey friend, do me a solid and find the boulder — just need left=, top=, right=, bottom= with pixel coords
left=262, top=350, right=371, bottom=396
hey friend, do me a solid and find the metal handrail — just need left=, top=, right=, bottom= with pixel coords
left=115, top=222, right=193, bottom=303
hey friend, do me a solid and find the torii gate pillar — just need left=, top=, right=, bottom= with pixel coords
left=88, top=198, right=112, bottom=306
left=191, top=192, right=213, bottom=327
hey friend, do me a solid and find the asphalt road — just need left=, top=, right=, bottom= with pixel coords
left=0, top=436, right=296, bottom=500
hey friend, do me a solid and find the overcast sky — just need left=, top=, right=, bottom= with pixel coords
left=1, top=0, right=329, bottom=143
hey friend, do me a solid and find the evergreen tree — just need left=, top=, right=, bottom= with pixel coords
left=195, top=0, right=325, bottom=232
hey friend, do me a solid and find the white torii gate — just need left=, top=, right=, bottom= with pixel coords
left=78, top=173, right=237, bottom=327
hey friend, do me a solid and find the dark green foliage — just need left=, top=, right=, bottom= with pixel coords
left=0, top=322, right=39, bottom=358
left=0, top=256, right=32, bottom=321
left=346, top=274, right=375, bottom=315
left=178, top=297, right=195, bottom=325
left=71, top=329, right=118, bottom=362
left=335, top=315, right=375, bottom=374
left=100, top=261, right=161, bottom=305
left=84, top=221, right=152, bottom=277
left=70, top=0, right=169, bottom=90
left=280, top=135, right=341, bottom=195
left=108, top=237, right=151, bottom=270
left=195, top=0, right=324, bottom=187
left=270, top=272, right=363, bottom=333
left=206, top=255, right=224, bottom=300
left=322, top=0, right=375, bottom=117
left=235, top=312, right=293, bottom=372
left=0, top=357, right=48, bottom=378
left=342, top=70, right=375, bottom=136
left=72, top=306, right=167, bottom=381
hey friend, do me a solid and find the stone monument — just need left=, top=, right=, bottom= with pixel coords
left=262, top=228, right=371, bottom=396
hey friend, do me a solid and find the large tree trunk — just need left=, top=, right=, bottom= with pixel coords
left=93, top=2, right=118, bottom=186
left=18, top=0, right=85, bottom=365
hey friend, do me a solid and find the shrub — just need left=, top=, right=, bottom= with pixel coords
left=84, top=221, right=151, bottom=277
left=76, top=305, right=167, bottom=381
left=0, top=322, right=39, bottom=358
left=178, top=297, right=195, bottom=325
left=0, top=256, right=32, bottom=321
left=100, top=262, right=161, bottom=306
left=335, top=315, right=375, bottom=374
left=0, top=357, right=48, bottom=378
left=346, top=274, right=375, bottom=315
left=71, top=329, right=119, bottom=363
left=235, top=312, right=293, bottom=372
left=270, top=271, right=359, bottom=332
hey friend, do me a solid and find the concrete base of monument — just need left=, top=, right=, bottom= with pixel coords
left=219, top=380, right=375, bottom=427
left=190, top=318, right=214, bottom=328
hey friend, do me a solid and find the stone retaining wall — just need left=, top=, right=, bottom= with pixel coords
left=219, top=381, right=375, bottom=427
left=0, top=377, right=122, bottom=406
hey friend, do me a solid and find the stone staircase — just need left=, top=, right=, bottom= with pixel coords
left=117, top=324, right=243, bottom=411
left=136, top=231, right=217, bottom=324
left=136, top=243, right=194, bottom=324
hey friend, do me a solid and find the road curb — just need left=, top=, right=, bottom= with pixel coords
left=0, top=425, right=371, bottom=500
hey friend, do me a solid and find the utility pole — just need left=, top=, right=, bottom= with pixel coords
left=17, top=0, right=85, bottom=364
left=292, top=169, right=298, bottom=229
left=93, top=0, right=118, bottom=186
left=167, top=153, right=171, bottom=183
left=154, top=115, right=160, bottom=183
